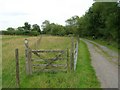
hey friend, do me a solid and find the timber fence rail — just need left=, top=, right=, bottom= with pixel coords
left=24, top=36, right=79, bottom=74
left=32, top=50, right=68, bottom=72
left=24, top=37, right=72, bottom=74
left=25, top=48, right=69, bottom=74
left=13, top=35, right=79, bottom=88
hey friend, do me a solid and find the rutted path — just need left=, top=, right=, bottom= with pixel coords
left=82, top=38, right=118, bottom=88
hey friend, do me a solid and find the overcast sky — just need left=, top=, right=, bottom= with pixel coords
left=0, top=0, right=94, bottom=30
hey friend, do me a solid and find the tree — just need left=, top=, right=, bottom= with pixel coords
left=24, top=22, right=31, bottom=31
left=41, top=20, right=51, bottom=34
left=17, top=27, right=24, bottom=31
left=41, top=20, right=66, bottom=36
left=7, top=27, right=15, bottom=31
left=65, top=15, right=79, bottom=35
left=50, top=23, right=65, bottom=36
left=76, top=2, right=119, bottom=42
left=32, top=24, right=41, bottom=33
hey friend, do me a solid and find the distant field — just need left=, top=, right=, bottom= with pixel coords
left=2, top=35, right=100, bottom=88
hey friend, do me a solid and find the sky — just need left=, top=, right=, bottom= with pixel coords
left=0, top=0, right=94, bottom=30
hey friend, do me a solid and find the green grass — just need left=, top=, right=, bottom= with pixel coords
left=77, top=40, right=100, bottom=88
left=2, top=35, right=100, bottom=88
left=2, top=35, right=39, bottom=88
left=20, top=40, right=100, bottom=88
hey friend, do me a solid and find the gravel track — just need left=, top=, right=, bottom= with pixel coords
left=82, top=39, right=118, bottom=88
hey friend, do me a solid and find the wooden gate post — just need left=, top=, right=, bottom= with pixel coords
left=28, top=49, right=32, bottom=75
left=24, top=39, right=30, bottom=75
left=67, top=48, right=70, bottom=72
left=70, top=37, right=74, bottom=71
left=74, top=41, right=78, bottom=71
left=15, top=48, right=20, bottom=88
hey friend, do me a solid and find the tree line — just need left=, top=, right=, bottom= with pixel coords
left=1, top=22, right=41, bottom=36
left=64, top=2, right=119, bottom=42
left=39, top=2, right=120, bottom=43
left=1, top=2, right=119, bottom=42
left=41, top=3, right=119, bottom=41
left=78, top=2, right=120, bottom=42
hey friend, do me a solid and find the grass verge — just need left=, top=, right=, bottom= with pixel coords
left=76, top=40, right=100, bottom=88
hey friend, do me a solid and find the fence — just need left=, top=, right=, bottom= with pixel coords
left=24, top=37, right=71, bottom=74
left=70, top=36, right=79, bottom=71
left=31, top=49, right=69, bottom=73
left=23, top=36, right=79, bottom=74
left=74, top=41, right=78, bottom=71
left=15, top=35, right=79, bottom=87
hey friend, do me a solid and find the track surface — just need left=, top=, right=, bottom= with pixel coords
left=82, top=39, right=118, bottom=88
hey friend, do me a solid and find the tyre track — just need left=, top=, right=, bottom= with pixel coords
left=82, top=39, right=118, bottom=88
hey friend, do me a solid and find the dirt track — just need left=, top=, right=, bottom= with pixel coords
left=82, top=39, right=118, bottom=88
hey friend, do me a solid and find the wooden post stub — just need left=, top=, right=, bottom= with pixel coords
left=28, top=49, right=32, bottom=75
left=15, top=48, right=20, bottom=88
left=67, top=48, right=70, bottom=72
left=24, top=39, right=29, bottom=75
left=70, top=37, right=74, bottom=71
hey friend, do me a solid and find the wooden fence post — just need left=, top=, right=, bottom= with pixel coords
left=28, top=49, right=32, bottom=75
left=74, top=41, right=78, bottom=71
left=70, top=37, right=74, bottom=71
left=67, top=48, right=70, bottom=72
left=35, top=35, right=42, bottom=49
left=25, top=39, right=30, bottom=75
left=15, top=48, right=20, bottom=88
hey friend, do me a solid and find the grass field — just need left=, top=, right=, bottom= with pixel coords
left=2, top=35, right=100, bottom=88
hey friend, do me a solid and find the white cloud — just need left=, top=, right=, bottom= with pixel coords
left=0, top=0, right=94, bottom=30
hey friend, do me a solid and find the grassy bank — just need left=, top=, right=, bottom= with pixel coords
left=2, top=35, right=100, bottom=88
left=77, top=40, right=100, bottom=88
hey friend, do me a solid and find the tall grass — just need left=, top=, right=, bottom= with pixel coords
left=2, top=35, right=38, bottom=88
left=20, top=39, right=100, bottom=88
left=2, top=35, right=71, bottom=88
left=2, top=35, right=100, bottom=88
